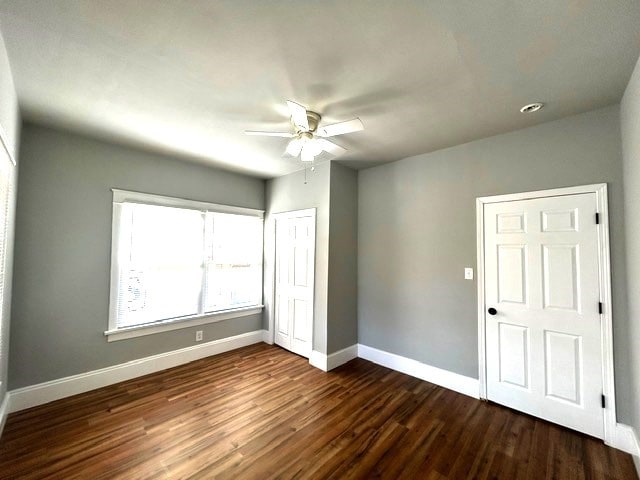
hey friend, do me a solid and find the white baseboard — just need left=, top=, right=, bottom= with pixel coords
left=8, top=330, right=266, bottom=413
left=309, top=345, right=358, bottom=372
left=357, top=344, right=480, bottom=399
left=4, top=331, right=637, bottom=463
left=309, top=350, right=327, bottom=372
left=262, top=329, right=273, bottom=345
left=328, top=345, right=358, bottom=370
left=609, top=423, right=640, bottom=457
left=623, top=425, right=640, bottom=477
left=355, top=344, right=640, bottom=456
left=0, top=392, right=8, bottom=438
left=312, top=343, right=479, bottom=399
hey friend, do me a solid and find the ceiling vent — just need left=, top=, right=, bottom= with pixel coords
left=520, top=102, right=544, bottom=113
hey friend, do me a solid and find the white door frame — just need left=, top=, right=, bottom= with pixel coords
left=266, top=208, right=316, bottom=350
left=476, top=183, right=616, bottom=444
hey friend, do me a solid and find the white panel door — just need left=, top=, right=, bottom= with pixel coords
left=274, top=211, right=315, bottom=358
left=484, top=193, right=604, bottom=438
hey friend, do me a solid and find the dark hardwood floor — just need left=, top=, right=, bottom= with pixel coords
left=0, top=343, right=636, bottom=480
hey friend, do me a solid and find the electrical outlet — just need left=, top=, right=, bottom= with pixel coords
left=195, top=330, right=203, bottom=342
left=464, top=267, right=474, bottom=280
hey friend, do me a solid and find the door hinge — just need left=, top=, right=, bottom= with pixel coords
left=599, top=302, right=603, bottom=314
left=601, top=394, right=606, bottom=408
left=595, top=212, right=600, bottom=224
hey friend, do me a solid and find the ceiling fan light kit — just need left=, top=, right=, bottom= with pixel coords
left=244, top=100, right=364, bottom=164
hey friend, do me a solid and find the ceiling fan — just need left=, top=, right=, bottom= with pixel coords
left=245, top=101, right=364, bottom=162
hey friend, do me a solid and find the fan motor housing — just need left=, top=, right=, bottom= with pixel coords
left=293, top=111, right=321, bottom=133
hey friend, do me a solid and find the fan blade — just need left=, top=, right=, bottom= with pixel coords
left=317, top=139, right=347, bottom=157
left=285, top=138, right=303, bottom=157
left=316, top=118, right=364, bottom=137
left=245, top=130, right=294, bottom=137
left=300, top=143, right=315, bottom=162
left=287, top=100, right=309, bottom=131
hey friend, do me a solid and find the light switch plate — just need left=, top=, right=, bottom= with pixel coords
left=464, top=267, right=474, bottom=280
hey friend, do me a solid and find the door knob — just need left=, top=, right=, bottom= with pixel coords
left=488, top=307, right=497, bottom=315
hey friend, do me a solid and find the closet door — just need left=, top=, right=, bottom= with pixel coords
left=274, top=210, right=315, bottom=358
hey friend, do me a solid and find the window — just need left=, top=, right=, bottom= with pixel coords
left=0, top=135, right=15, bottom=389
left=107, top=190, right=263, bottom=341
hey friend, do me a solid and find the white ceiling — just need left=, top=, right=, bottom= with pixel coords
left=1, top=1, right=639, bottom=178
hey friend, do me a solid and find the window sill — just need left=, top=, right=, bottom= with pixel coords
left=104, top=305, right=264, bottom=342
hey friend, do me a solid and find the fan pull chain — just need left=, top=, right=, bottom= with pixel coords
left=303, top=161, right=316, bottom=185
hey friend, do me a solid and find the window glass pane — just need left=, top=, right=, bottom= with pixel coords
left=111, top=195, right=264, bottom=332
left=117, top=204, right=203, bottom=328
left=204, top=213, right=263, bottom=312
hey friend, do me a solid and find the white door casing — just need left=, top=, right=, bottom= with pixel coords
left=274, top=209, right=315, bottom=358
left=477, top=184, right=615, bottom=443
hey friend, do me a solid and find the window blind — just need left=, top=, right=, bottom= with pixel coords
left=0, top=142, right=13, bottom=385
left=111, top=199, right=263, bottom=331
left=203, top=212, right=263, bottom=313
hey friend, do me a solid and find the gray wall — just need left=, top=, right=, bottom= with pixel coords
left=327, top=162, right=358, bottom=353
left=621, top=54, right=640, bottom=461
left=265, top=162, right=330, bottom=354
left=265, top=161, right=358, bottom=356
left=358, top=105, right=633, bottom=423
left=0, top=31, right=18, bottom=408
left=9, top=123, right=265, bottom=389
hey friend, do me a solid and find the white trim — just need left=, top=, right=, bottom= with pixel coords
left=270, top=208, right=317, bottom=220
left=264, top=209, right=317, bottom=346
left=4, top=327, right=635, bottom=458
left=262, top=329, right=272, bottom=344
left=108, top=190, right=264, bottom=338
left=7, top=330, right=265, bottom=413
left=309, top=345, right=359, bottom=372
left=594, top=184, right=617, bottom=446
left=476, top=183, right=616, bottom=445
left=0, top=392, right=8, bottom=438
left=112, top=188, right=264, bottom=217
left=476, top=197, right=487, bottom=400
left=270, top=208, right=317, bottom=356
left=107, top=201, right=123, bottom=334
left=104, top=306, right=263, bottom=341
left=476, top=183, right=609, bottom=204
left=0, top=123, right=15, bottom=440
left=0, top=124, right=16, bottom=166
left=327, top=345, right=359, bottom=370
left=309, top=350, right=327, bottom=372
left=263, top=215, right=276, bottom=345
left=357, top=344, right=480, bottom=399
left=608, top=423, right=640, bottom=456
left=634, top=455, right=640, bottom=479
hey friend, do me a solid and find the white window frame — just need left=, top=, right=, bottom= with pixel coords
left=0, top=127, right=15, bottom=393
left=105, top=189, right=264, bottom=342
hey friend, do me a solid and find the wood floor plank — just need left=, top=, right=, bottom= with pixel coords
left=0, top=343, right=636, bottom=480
